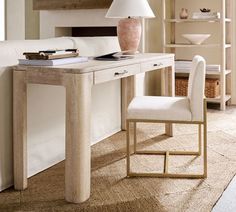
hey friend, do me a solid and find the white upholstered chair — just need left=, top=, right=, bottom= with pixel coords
left=126, top=55, right=207, bottom=178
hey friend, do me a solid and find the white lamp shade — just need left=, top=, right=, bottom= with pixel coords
left=106, top=0, right=155, bottom=18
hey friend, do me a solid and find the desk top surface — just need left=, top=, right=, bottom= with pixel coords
left=15, top=53, right=174, bottom=74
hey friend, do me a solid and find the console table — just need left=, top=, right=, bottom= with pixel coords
left=13, top=53, right=175, bottom=203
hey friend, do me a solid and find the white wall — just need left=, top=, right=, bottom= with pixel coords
left=40, top=9, right=118, bottom=38
left=0, top=0, right=5, bottom=40
left=5, top=0, right=39, bottom=40
left=6, top=0, right=25, bottom=40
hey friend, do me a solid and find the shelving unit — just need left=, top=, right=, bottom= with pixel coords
left=162, top=0, right=233, bottom=110
left=164, top=18, right=231, bottom=23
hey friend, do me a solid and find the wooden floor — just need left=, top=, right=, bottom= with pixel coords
left=212, top=106, right=236, bottom=212
left=213, top=176, right=236, bottom=212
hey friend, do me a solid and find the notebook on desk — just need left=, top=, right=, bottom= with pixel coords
left=94, top=52, right=134, bottom=61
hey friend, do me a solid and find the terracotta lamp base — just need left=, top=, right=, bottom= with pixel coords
left=117, top=18, right=141, bottom=53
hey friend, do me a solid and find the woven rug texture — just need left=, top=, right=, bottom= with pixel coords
left=1, top=108, right=236, bottom=212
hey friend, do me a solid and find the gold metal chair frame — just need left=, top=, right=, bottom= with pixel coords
left=126, top=99, right=207, bottom=179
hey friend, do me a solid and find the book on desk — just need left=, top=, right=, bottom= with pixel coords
left=19, top=50, right=135, bottom=66
left=23, top=49, right=78, bottom=60
left=19, top=57, right=88, bottom=66
left=19, top=49, right=88, bottom=66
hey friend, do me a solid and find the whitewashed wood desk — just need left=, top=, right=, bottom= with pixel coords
left=13, top=53, right=175, bottom=203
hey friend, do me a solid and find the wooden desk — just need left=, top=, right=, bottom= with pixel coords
left=13, top=53, right=175, bottom=203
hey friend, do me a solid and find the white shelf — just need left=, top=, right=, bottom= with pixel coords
left=165, top=44, right=231, bottom=48
left=206, top=95, right=231, bottom=103
left=164, top=18, right=231, bottom=23
left=225, top=70, right=231, bottom=75
left=165, top=18, right=219, bottom=23
left=206, top=70, right=231, bottom=75
left=175, top=69, right=231, bottom=75
left=165, top=44, right=220, bottom=48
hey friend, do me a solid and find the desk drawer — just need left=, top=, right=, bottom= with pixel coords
left=141, top=58, right=173, bottom=73
left=94, top=64, right=140, bottom=84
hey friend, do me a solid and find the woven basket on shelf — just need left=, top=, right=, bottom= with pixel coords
left=175, top=77, right=220, bottom=98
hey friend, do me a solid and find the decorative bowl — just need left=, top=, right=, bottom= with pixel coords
left=200, top=8, right=211, bottom=13
left=182, top=34, right=211, bottom=45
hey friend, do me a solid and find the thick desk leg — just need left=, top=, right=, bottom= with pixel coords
left=162, top=65, right=175, bottom=136
left=121, top=76, right=135, bottom=130
left=64, top=73, right=93, bottom=203
left=13, top=71, right=28, bottom=190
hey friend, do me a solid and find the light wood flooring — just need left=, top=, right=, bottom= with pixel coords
left=212, top=105, right=236, bottom=211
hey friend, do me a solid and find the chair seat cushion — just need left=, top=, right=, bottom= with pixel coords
left=127, top=96, right=192, bottom=121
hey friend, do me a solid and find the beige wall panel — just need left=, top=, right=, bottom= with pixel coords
left=6, top=0, right=40, bottom=40
left=25, top=0, right=39, bottom=39
left=145, top=0, right=163, bottom=95
left=33, top=0, right=112, bottom=10
left=6, top=0, right=25, bottom=40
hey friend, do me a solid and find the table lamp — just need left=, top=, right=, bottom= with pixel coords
left=106, top=0, right=155, bottom=53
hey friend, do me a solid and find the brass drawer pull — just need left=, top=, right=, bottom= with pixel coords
left=153, top=63, right=163, bottom=67
left=114, top=70, right=128, bottom=76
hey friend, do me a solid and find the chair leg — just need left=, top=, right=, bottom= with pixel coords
left=127, top=101, right=208, bottom=179
left=127, top=122, right=207, bottom=179
left=164, top=151, right=169, bottom=174
left=126, top=120, right=131, bottom=176
left=133, top=122, right=137, bottom=153
left=203, top=122, right=207, bottom=178
left=203, top=98, right=207, bottom=178
left=198, top=124, right=202, bottom=156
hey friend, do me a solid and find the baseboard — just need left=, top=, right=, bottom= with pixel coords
left=28, top=127, right=121, bottom=178
left=0, top=182, right=13, bottom=192
left=0, top=127, right=122, bottom=191
left=91, top=127, right=121, bottom=146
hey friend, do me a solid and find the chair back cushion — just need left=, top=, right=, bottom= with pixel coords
left=187, top=55, right=206, bottom=121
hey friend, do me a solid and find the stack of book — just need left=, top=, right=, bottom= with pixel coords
left=19, top=49, right=88, bottom=66
left=175, top=60, right=221, bottom=73
left=192, top=12, right=220, bottom=19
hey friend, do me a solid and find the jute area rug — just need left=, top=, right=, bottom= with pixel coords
left=1, top=121, right=236, bottom=212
